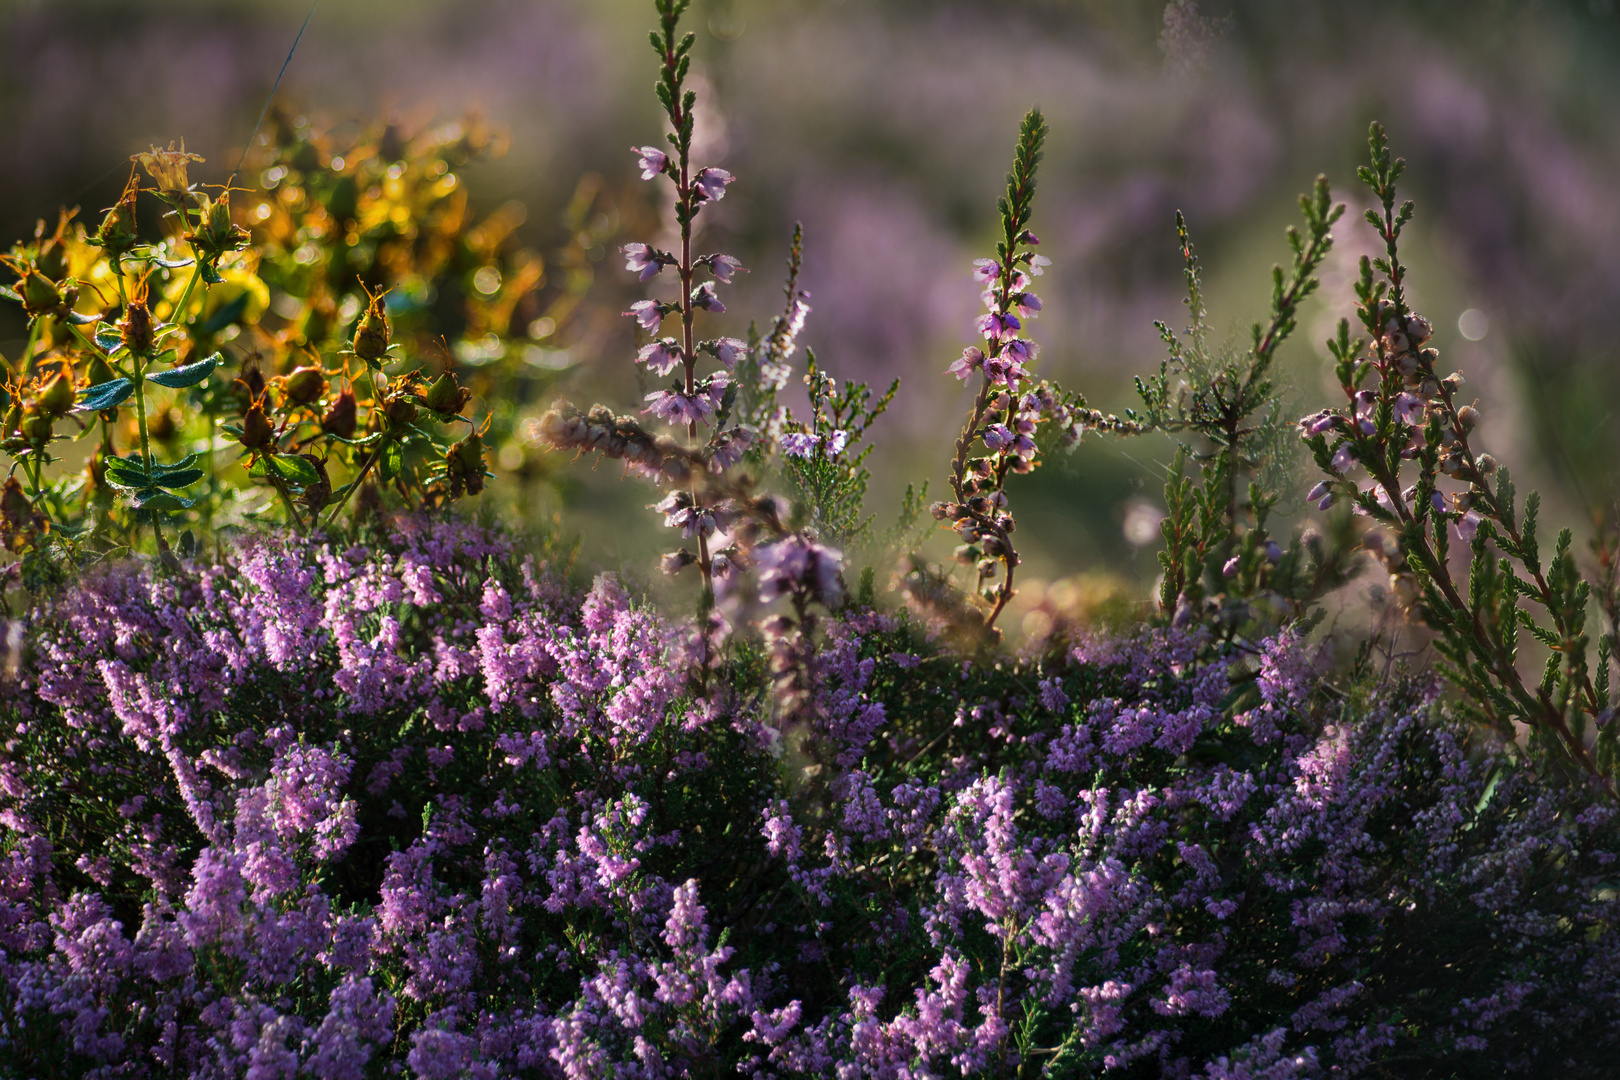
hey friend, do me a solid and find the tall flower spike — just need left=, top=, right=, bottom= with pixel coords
left=944, top=106, right=1048, bottom=635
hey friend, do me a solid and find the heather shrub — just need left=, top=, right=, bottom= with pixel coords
left=3, top=1, right=1620, bottom=1077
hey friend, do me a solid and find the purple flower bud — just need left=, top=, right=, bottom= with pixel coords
left=1317, top=493, right=1335, bottom=511
left=1307, top=481, right=1332, bottom=503
left=1222, top=556, right=1241, bottom=576
left=693, top=167, right=735, bottom=202
left=1264, top=540, right=1282, bottom=563
left=692, top=282, right=726, bottom=313
left=632, top=145, right=668, bottom=180
left=1431, top=491, right=1447, bottom=513
left=947, top=347, right=984, bottom=381
left=707, top=254, right=746, bottom=283
left=1013, top=292, right=1042, bottom=318
left=626, top=299, right=664, bottom=331
left=636, top=338, right=683, bottom=377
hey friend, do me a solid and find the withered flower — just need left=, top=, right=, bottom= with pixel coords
left=132, top=140, right=204, bottom=199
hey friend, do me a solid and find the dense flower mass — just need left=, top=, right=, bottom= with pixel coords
left=1, top=519, right=1618, bottom=1076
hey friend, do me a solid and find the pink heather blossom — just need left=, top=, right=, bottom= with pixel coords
left=1028, top=254, right=1051, bottom=275
left=644, top=388, right=715, bottom=426
left=756, top=535, right=843, bottom=606
left=707, top=254, right=745, bottom=283
left=626, top=299, right=665, bottom=331
left=976, top=311, right=1021, bottom=342
left=780, top=432, right=820, bottom=459
left=712, top=337, right=748, bottom=368
left=1456, top=509, right=1483, bottom=541
left=692, top=167, right=735, bottom=201
left=636, top=339, right=682, bottom=377
left=1002, top=337, right=1038, bottom=364
left=1012, top=292, right=1042, bottom=318
left=948, top=347, right=984, bottom=381
left=1394, top=392, right=1426, bottom=425
left=692, top=281, right=725, bottom=313
left=621, top=242, right=669, bottom=281
left=825, top=430, right=849, bottom=459
left=708, top=426, right=754, bottom=472
left=1330, top=442, right=1355, bottom=474
left=983, top=423, right=1014, bottom=452
left=972, top=258, right=1000, bottom=285
left=632, top=145, right=668, bottom=179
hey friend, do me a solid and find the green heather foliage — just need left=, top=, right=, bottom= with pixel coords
left=1, top=2, right=1619, bottom=1076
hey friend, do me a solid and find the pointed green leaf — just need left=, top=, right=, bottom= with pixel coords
left=268, top=454, right=319, bottom=487
left=76, top=378, right=133, bottom=412
left=152, top=468, right=203, bottom=490
left=150, top=453, right=200, bottom=477
left=94, top=327, right=124, bottom=353
left=134, top=490, right=194, bottom=512
left=147, top=353, right=220, bottom=389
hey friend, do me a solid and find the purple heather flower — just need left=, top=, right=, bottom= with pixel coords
left=626, top=299, right=665, bottom=331
left=1317, top=493, right=1335, bottom=510
left=644, top=388, right=715, bottom=426
left=707, top=254, right=745, bottom=283
left=709, top=426, right=755, bottom=472
left=1003, top=337, right=1038, bottom=365
left=1028, top=254, right=1051, bottom=276
left=1394, top=392, right=1426, bottom=425
left=1456, top=509, right=1483, bottom=541
left=637, top=339, right=682, bottom=377
left=983, top=424, right=1014, bottom=452
left=622, top=242, right=669, bottom=281
left=1299, top=410, right=1338, bottom=436
left=632, top=145, right=668, bottom=180
left=693, top=167, right=735, bottom=201
left=977, top=311, right=1021, bottom=342
left=692, top=282, right=726, bottom=313
left=948, top=347, right=984, bottom=381
left=1013, top=292, right=1042, bottom=318
left=757, top=535, right=843, bottom=607
left=1431, top=491, right=1447, bottom=513
left=712, top=337, right=749, bottom=368
left=1330, top=442, right=1355, bottom=474
left=826, top=429, right=849, bottom=459
left=983, top=354, right=1029, bottom=387
left=972, top=258, right=1000, bottom=285
left=1352, top=389, right=1377, bottom=419
left=780, top=432, right=820, bottom=459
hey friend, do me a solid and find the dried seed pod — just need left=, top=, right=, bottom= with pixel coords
left=1456, top=405, right=1480, bottom=433
left=352, top=285, right=391, bottom=362
left=278, top=365, right=327, bottom=407
left=119, top=286, right=154, bottom=354
left=321, top=386, right=358, bottom=439
left=239, top=400, right=275, bottom=451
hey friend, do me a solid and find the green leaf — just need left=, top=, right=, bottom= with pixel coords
left=200, top=263, right=224, bottom=286
left=379, top=440, right=403, bottom=482
left=148, top=255, right=194, bottom=269
left=150, top=453, right=200, bottom=477
left=76, top=378, right=133, bottom=412
left=134, top=489, right=194, bottom=512
left=94, top=327, right=125, bottom=353
left=147, top=353, right=220, bottom=389
left=152, top=468, right=204, bottom=490
left=0, top=286, right=20, bottom=303
left=268, top=454, right=320, bottom=487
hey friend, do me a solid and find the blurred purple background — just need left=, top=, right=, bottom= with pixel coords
left=5, top=0, right=1620, bottom=582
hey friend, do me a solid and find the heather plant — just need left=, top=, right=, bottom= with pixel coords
left=4, top=1, right=1620, bottom=1077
